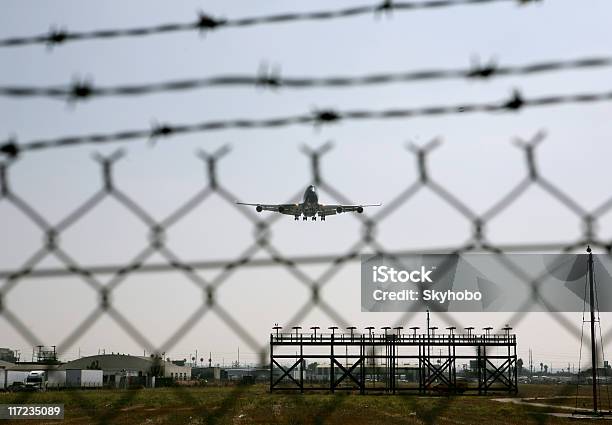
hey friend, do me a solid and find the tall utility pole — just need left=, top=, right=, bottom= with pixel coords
left=587, top=246, right=598, bottom=414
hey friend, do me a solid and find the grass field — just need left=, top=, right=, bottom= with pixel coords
left=0, top=384, right=607, bottom=424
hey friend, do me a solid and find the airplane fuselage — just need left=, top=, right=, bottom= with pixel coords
left=300, top=185, right=319, bottom=217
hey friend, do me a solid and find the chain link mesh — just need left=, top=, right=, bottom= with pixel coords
left=1, top=132, right=611, bottom=357
left=1, top=132, right=611, bottom=422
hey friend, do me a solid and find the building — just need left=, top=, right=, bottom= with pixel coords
left=0, top=348, right=18, bottom=363
left=61, top=354, right=192, bottom=383
left=0, top=355, right=63, bottom=389
left=1, top=353, right=193, bottom=389
left=191, top=366, right=224, bottom=381
left=2, top=352, right=191, bottom=389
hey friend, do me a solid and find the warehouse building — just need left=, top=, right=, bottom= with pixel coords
left=2, top=352, right=192, bottom=389
left=61, top=354, right=191, bottom=387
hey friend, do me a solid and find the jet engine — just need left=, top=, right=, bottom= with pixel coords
left=336, top=207, right=343, bottom=214
left=278, top=206, right=285, bottom=213
left=256, top=205, right=263, bottom=212
left=356, top=206, right=364, bottom=213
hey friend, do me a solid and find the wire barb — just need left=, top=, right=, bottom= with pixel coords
left=195, top=12, right=226, bottom=31
left=0, top=139, right=19, bottom=159
left=46, top=27, right=68, bottom=46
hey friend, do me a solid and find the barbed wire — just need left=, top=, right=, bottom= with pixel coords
left=0, top=0, right=540, bottom=49
left=1, top=55, right=608, bottom=101
left=1, top=87, right=610, bottom=158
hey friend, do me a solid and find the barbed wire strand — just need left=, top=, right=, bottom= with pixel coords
left=0, top=0, right=540, bottom=48
left=1, top=87, right=611, bottom=158
left=0, top=56, right=608, bottom=101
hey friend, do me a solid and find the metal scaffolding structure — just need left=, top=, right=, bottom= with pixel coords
left=270, top=322, right=518, bottom=395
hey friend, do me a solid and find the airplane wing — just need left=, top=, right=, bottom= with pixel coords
left=236, top=202, right=301, bottom=215
left=319, top=203, right=381, bottom=215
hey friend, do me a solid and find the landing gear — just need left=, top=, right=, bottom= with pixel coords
left=320, top=215, right=326, bottom=221
left=311, top=216, right=316, bottom=221
left=294, top=215, right=299, bottom=220
left=302, top=216, right=307, bottom=221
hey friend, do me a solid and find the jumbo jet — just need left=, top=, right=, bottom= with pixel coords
left=236, top=185, right=381, bottom=221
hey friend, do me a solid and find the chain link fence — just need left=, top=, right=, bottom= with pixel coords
left=1, top=133, right=612, bottom=423
left=2, top=130, right=611, bottom=357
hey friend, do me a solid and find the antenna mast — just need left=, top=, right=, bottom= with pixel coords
left=587, top=245, right=598, bottom=413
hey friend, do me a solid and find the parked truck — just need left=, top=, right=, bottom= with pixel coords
left=25, top=371, right=47, bottom=390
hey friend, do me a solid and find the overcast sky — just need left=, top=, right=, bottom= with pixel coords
left=1, top=0, right=612, bottom=370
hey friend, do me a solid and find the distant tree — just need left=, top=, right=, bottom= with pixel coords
left=544, top=364, right=548, bottom=375
left=540, top=362, right=543, bottom=373
left=517, top=358, right=524, bottom=375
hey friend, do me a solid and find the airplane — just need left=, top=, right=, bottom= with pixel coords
left=236, top=185, right=381, bottom=221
